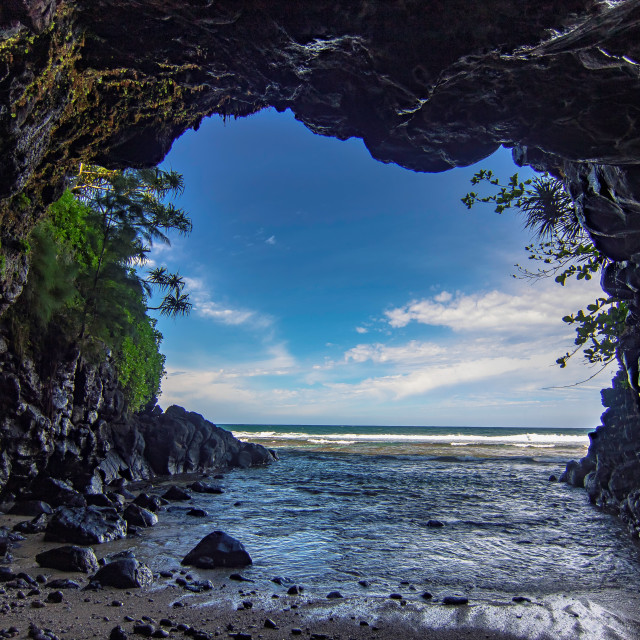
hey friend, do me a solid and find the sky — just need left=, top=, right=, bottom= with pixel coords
left=150, top=107, right=608, bottom=428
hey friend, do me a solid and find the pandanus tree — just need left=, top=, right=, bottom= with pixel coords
left=463, top=170, right=627, bottom=378
left=70, top=165, right=193, bottom=340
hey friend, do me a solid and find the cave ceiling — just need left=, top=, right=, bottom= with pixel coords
left=1, top=0, right=640, bottom=215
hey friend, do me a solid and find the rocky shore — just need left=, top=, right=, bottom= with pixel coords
left=561, top=370, right=640, bottom=538
left=0, top=471, right=638, bottom=640
left=0, top=330, right=276, bottom=504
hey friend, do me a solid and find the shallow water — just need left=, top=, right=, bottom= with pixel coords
left=127, top=427, right=640, bottom=603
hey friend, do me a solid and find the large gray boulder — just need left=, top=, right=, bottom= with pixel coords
left=36, top=545, right=99, bottom=573
left=93, top=558, right=153, bottom=588
left=182, top=531, right=252, bottom=568
left=44, top=506, right=127, bottom=545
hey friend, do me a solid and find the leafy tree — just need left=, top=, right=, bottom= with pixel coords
left=5, top=165, right=194, bottom=413
left=69, top=165, right=193, bottom=339
left=462, top=170, right=627, bottom=371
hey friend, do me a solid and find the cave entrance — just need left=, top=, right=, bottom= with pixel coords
left=151, top=107, right=602, bottom=431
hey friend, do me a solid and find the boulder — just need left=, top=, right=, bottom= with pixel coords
left=187, top=482, right=223, bottom=494
left=85, top=494, right=116, bottom=508
left=8, top=500, right=52, bottom=516
left=44, top=506, right=127, bottom=545
left=123, top=504, right=158, bottom=528
left=93, top=558, right=153, bottom=588
left=133, top=493, right=163, bottom=512
left=26, top=478, right=87, bottom=508
left=181, top=531, right=252, bottom=568
left=162, top=486, right=191, bottom=501
left=36, top=545, right=99, bottom=573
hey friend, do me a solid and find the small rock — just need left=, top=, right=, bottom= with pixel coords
left=426, top=519, right=445, bottom=527
left=442, top=596, right=468, bottom=605
left=31, top=599, right=46, bottom=608
left=229, top=574, right=252, bottom=582
left=187, top=482, right=223, bottom=494
left=548, top=474, right=558, bottom=482
left=46, top=580, right=80, bottom=590
left=326, top=591, right=343, bottom=599
left=110, top=627, right=128, bottom=640
left=133, top=494, right=163, bottom=513
left=186, top=508, right=208, bottom=517
left=389, top=593, right=403, bottom=599
left=46, top=591, right=64, bottom=603
left=358, top=580, right=370, bottom=587
left=264, top=618, right=277, bottom=629
left=230, top=634, right=252, bottom=640
left=132, top=623, right=154, bottom=637
left=161, top=486, right=191, bottom=501
left=287, top=585, right=301, bottom=595
left=111, top=600, right=124, bottom=607
left=123, top=504, right=158, bottom=528
left=290, top=630, right=302, bottom=636
left=421, top=591, right=433, bottom=600
left=151, top=631, right=169, bottom=639
left=512, top=596, right=531, bottom=603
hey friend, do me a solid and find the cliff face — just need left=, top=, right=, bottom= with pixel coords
left=2, top=1, right=640, bottom=528
left=0, top=330, right=275, bottom=499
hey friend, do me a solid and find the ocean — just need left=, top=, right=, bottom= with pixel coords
left=128, top=424, right=640, bottom=607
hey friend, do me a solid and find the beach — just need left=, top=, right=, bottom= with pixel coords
left=1, top=425, right=640, bottom=639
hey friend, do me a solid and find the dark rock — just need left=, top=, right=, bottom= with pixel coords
left=188, top=482, right=223, bottom=494
left=229, top=573, right=252, bottom=582
left=162, top=486, right=191, bottom=501
left=132, top=494, right=163, bottom=513
left=44, top=506, right=127, bottom=545
left=548, top=475, right=558, bottom=482
left=512, top=596, right=532, bottom=603
left=264, top=619, right=277, bottom=629
left=230, top=634, right=252, bottom=640
left=13, top=513, right=49, bottom=534
left=93, top=558, right=153, bottom=589
left=290, top=630, right=302, bottom=636
left=181, top=531, right=252, bottom=568
left=110, top=626, right=128, bottom=640
left=358, top=580, right=370, bottom=587
left=389, top=593, right=403, bottom=600
left=85, top=494, right=115, bottom=508
left=426, top=519, right=445, bottom=528
left=45, top=580, right=80, bottom=590
left=132, top=623, right=154, bottom=637
left=123, top=504, right=158, bottom=528
left=186, top=508, right=208, bottom=518
left=8, top=501, right=52, bottom=516
left=36, top=546, right=99, bottom=573
left=151, top=631, right=169, bottom=639
left=442, top=596, right=469, bottom=605
left=0, top=568, right=16, bottom=582
left=287, top=585, right=301, bottom=595
left=46, top=591, right=64, bottom=603
left=421, top=591, right=433, bottom=600
left=326, top=591, right=343, bottom=599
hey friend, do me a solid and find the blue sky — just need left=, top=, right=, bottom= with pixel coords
left=151, top=108, right=606, bottom=428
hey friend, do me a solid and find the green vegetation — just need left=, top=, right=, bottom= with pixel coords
left=463, top=170, right=626, bottom=373
left=4, top=166, right=192, bottom=412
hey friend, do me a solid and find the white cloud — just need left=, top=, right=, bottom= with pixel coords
left=385, top=278, right=601, bottom=333
left=185, top=277, right=271, bottom=328
left=355, top=326, right=368, bottom=334
left=344, top=341, right=446, bottom=364
left=265, top=235, right=276, bottom=245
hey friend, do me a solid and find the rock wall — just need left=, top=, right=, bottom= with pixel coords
left=0, top=330, right=275, bottom=500
left=2, top=1, right=640, bottom=534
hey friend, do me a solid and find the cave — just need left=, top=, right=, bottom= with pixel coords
left=2, top=0, right=640, bottom=566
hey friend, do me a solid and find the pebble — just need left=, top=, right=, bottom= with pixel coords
left=151, top=631, right=169, bottom=638
left=263, top=619, right=277, bottom=629
left=31, top=600, right=46, bottom=608
left=389, top=593, right=402, bottom=600
left=159, top=619, right=174, bottom=627
left=512, top=596, right=531, bottom=603
left=159, top=571, right=173, bottom=579
left=46, top=591, right=63, bottom=604
left=357, top=580, right=370, bottom=587
left=124, top=616, right=134, bottom=622
left=326, top=591, right=343, bottom=599
left=421, top=592, right=433, bottom=600
left=111, top=600, right=124, bottom=607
